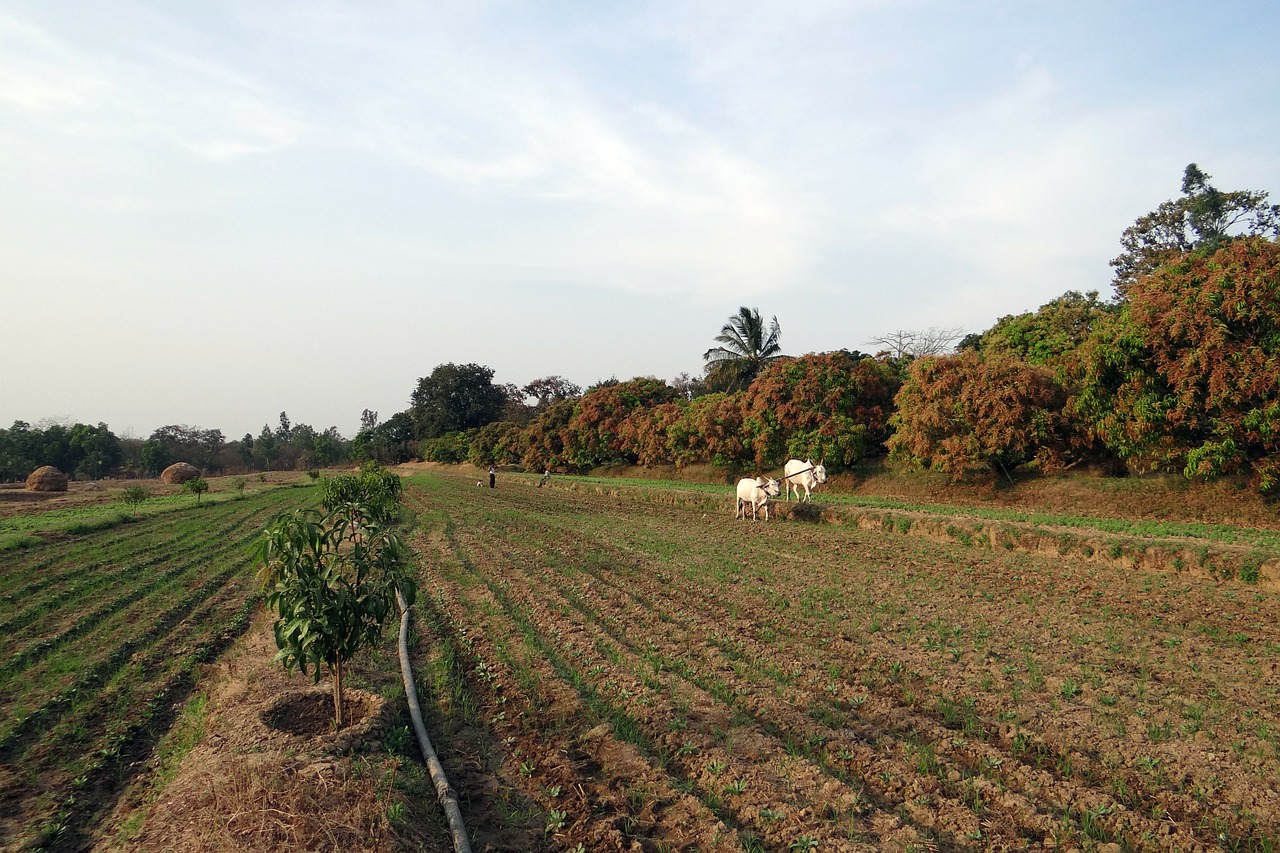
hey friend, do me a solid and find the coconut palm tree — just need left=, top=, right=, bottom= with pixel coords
left=702, top=307, right=784, bottom=392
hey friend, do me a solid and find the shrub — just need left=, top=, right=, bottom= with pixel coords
left=120, top=485, right=150, bottom=509
left=319, top=463, right=403, bottom=524
left=184, top=477, right=209, bottom=503
left=255, top=500, right=416, bottom=727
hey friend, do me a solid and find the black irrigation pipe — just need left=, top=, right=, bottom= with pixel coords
left=395, top=587, right=472, bottom=853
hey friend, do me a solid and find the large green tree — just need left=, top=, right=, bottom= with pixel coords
left=410, top=363, right=508, bottom=440
left=702, top=307, right=784, bottom=392
left=1111, top=163, right=1279, bottom=298
left=964, top=291, right=1115, bottom=377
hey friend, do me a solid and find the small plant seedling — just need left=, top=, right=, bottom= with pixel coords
left=184, top=477, right=209, bottom=503
left=120, top=485, right=150, bottom=509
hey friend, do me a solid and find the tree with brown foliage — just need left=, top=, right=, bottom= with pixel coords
left=564, top=377, right=678, bottom=468
left=889, top=351, right=1071, bottom=480
left=1076, top=238, right=1280, bottom=491
left=741, top=352, right=900, bottom=469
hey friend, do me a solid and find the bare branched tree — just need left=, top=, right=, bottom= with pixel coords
left=867, top=327, right=965, bottom=359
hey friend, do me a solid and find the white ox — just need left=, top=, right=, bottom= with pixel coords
left=782, top=459, right=827, bottom=502
left=735, top=476, right=781, bottom=521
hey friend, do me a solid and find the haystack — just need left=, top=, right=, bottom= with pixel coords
left=161, top=462, right=201, bottom=484
left=26, top=466, right=69, bottom=492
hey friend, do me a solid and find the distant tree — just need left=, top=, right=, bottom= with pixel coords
left=145, top=424, right=224, bottom=473
left=867, top=327, right=965, bottom=360
left=665, top=393, right=750, bottom=469
left=0, top=421, right=38, bottom=481
left=353, top=412, right=417, bottom=464
left=670, top=372, right=705, bottom=400
left=1111, top=163, right=1279, bottom=299
left=410, top=363, right=508, bottom=439
left=703, top=307, right=784, bottom=393
left=68, top=422, right=122, bottom=479
left=970, top=291, right=1114, bottom=375
left=139, top=439, right=171, bottom=476
left=565, top=377, right=679, bottom=468
left=419, top=431, right=470, bottom=464
left=310, top=426, right=346, bottom=468
left=359, top=409, right=379, bottom=433
left=496, top=382, right=535, bottom=426
left=253, top=424, right=279, bottom=470
left=741, top=352, right=901, bottom=468
left=520, top=398, right=577, bottom=472
left=522, top=376, right=582, bottom=408
left=467, top=421, right=525, bottom=467
left=889, top=351, right=1073, bottom=480
left=238, top=433, right=255, bottom=469
left=276, top=412, right=293, bottom=443
left=33, top=422, right=75, bottom=474
left=185, top=476, right=210, bottom=503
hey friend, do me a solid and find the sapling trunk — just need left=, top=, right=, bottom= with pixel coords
left=333, top=657, right=346, bottom=728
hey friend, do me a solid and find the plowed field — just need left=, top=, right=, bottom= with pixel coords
left=405, top=471, right=1280, bottom=852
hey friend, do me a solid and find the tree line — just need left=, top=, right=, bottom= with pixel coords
left=4, top=164, right=1276, bottom=493
left=395, top=164, right=1280, bottom=495
left=0, top=414, right=350, bottom=482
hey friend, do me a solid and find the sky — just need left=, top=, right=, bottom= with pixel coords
left=3, top=1, right=1278, bottom=441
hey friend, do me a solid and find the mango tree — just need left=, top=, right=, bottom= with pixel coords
left=254, top=492, right=416, bottom=726
left=184, top=477, right=209, bottom=503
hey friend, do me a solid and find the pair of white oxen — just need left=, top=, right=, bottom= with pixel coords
left=734, top=458, right=827, bottom=521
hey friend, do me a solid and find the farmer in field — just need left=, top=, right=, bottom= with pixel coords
left=489, top=464, right=496, bottom=489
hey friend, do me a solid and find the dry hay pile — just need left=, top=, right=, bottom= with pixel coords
left=160, top=462, right=200, bottom=484
left=25, top=466, right=68, bottom=492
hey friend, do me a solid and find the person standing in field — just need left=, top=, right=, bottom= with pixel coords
left=489, top=464, right=496, bottom=489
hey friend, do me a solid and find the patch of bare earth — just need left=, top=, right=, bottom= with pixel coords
left=93, top=615, right=448, bottom=853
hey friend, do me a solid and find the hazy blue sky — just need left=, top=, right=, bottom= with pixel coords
left=4, top=1, right=1278, bottom=440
